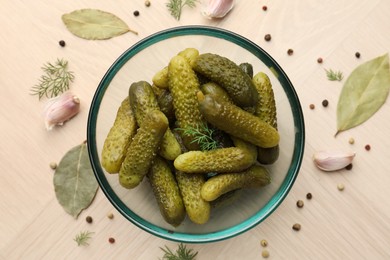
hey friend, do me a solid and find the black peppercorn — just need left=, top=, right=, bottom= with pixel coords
left=262, top=6, right=268, bottom=11
left=287, top=49, right=294, bottom=55
left=133, top=10, right=140, bottom=16
left=264, top=34, right=271, bottom=41
left=306, top=193, right=312, bottom=200
left=59, top=40, right=66, bottom=47
left=355, top=52, right=361, bottom=58
left=317, top=57, right=323, bottom=63
left=345, top=163, right=353, bottom=170
left=86, top=216, right=93, bottom=223
left=108, top=237, right=115, bottom=243
left=322, top=99, right=329, bottom=107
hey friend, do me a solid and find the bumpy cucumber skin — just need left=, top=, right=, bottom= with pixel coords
left=152, top=48, right=200, bottom=89
left=129, top=81, right=181, bottom=160
left=119, top=110, right=168, bottom=189
left=252, top=72, right=280, bottom=164
left=168, top=55, right=205, bottom=151
left=176, top=170, right=210, bottom=224
left=147, top=157, right=186, bottom=227
left=239, top=62, right=254, bottom=78
left=174, top=136, right=256, bottom=174
left=101, top=97, right=137, bottom=174
left=194, top=53, right=258, bottom=108
left=198, top=93, right=280, bottom=148
left=201, top=165, right=271, bottom=201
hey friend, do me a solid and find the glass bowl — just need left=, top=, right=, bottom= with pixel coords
left=87, top=26, right=305, bottom=243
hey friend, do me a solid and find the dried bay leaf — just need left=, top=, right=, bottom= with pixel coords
left=54, top=142, right=98, bottom=218
left=336, top=53, right=390, bottom=136
left=62, top=9, right=138, bottom=40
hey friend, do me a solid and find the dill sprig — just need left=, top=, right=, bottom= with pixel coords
left=325, top=68, right=343, bottom=81
left=177, top=124, right=219, bottom=151
left=74, top=231, right=94, bottom=246
left=31, top=58, right=75, bottom=99
left=160, top=243, right=198, bottom=260
left=166, top=0, right=198, bottom=20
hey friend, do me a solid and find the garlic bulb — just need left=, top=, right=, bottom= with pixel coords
left=43, top=92, right=80, bottom=130
left=201, top=0, right=235, bottom=19
left=313, top=150, right=356, bottom=172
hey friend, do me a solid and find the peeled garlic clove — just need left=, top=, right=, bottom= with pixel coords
left=313, top=150, right=356, bottom=172
left=201, top=0, right=235, bottom=19
left=43, top=92, right=80, bottom=130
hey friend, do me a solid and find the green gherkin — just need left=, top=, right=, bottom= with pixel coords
left=198, top=92, right=280, bottom=148
left=168, top=55, right=205, bottom=151
left=147, top=157, right=186, bottom=227
left=175, top=170, right=210, bottom=225
left=119, top=110, right=168, bottom=189
left=101, top=97, right=137, bottom=174
left=194, top=53, right=258, bottom=108
left=129, top=81, right=181, bottom=160
left=201, top=165, right=271, bottom=202
left=252, top=72, right=279, bottom=164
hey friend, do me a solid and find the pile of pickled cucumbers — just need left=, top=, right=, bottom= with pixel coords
left=101, top=48, right=280, bottom=227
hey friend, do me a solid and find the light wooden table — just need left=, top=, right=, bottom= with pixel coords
left=1, top=1, right=390, bottom=259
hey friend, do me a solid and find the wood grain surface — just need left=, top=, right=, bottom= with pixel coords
left=1, top=1, right=390, bottom=259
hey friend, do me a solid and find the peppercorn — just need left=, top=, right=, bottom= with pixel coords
left=345, top=163, right=353, bottom=170
left=349, top=138, right=355, bottom=144
left=49, top=162, right=57, bottom=170
left=107, top=212, right=114, bottom=219
left=322, top=99, right=329, bottom=107
left=262, top=6, right=268, bottom=11
left=133, top=10, right=140, bottom=16
left=264, top=34, right=271, bottom=41
left=287, top=49, right=294, bottom=55
left=365, top=144, right=371, bottom=151
left=108, top=237, right=115, bottom=244
left=59, top=40, right=66, bottom=47
left=355, top=52, right=361, bottom=58
left=262, top=249, right=270, bottom=258
left=145, top=0, right=151, bottom=7
left=309, top=104, right=315, bottom=109
left=337, top=183, right=345, bottom=191
left=296, top=200, right=304, bottom=208
left=306, top=193, right=312, bottom=200
left=260, top=239, right=268, bottom=247
left=292, top=223, right=301, bottom=231
left=317, top=57, right=323, bottom=63
left=86, top=216, right=93, bottom=223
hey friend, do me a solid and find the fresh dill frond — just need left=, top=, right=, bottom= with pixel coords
left=177, top=124, right=219, bottom=151
left=166, top=0, right=198, bottom=20
left=160, top=243, right=198, bottom=260
left=325, top=68, right=343, bottom=81
left=74, top=231, right=94, bottom=246
left=31, top=58, right=75, bottom=100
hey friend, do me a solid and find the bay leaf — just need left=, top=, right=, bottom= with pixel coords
left=54, top=142, right=98, bottom=218
left=62, top=9, right=138, bottom=40
left=336, top=53, right=390, bottom=136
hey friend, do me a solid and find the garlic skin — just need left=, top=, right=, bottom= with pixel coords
left=43, top=92, right=80, bottom=130
left=313, top=150, right=356, bottom=172
left=201, top=0, right=235, bottom=19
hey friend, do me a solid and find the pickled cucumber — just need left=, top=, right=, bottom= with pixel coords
left=147, top=156, right=186, bottom=227
left=252, top=72, right=279, bottom=164
left=101, top=97, right=137, bottom=174
left=168, top=55, right=205, bottom=151
left=176, top=170, right=210, bottom=224
left=198, top=92, right=280, bottom=148
left=194, top=53, right=258, bottom=108
left=152, top=48, right=200, bottom=89
left=129, top=81, right=181, bottom=160
left=174, top=136, right=256, bottom=174
left=201, top=165, right=271, bottom=201
left=119, top=110, right=168, bottom=189
left=200, top=82, right=232, bottom=103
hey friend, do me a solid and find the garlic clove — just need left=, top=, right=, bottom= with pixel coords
left=43, top=92, right=80, bottom=130
left=313, top=150, right=356, bottom=172
left=201, top=0, right=235, bottom=19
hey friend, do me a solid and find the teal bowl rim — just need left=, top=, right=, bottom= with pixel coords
left=87, top=25, right=305, bottom=244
